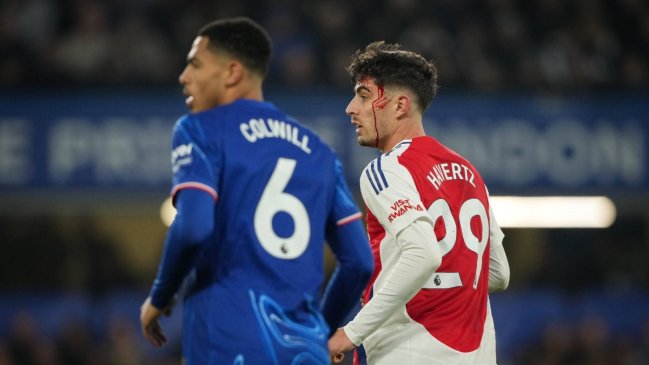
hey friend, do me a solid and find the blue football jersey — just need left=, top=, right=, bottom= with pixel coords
left=169, top=99, right=361, bottom=365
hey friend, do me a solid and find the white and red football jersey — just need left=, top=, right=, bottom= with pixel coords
left=352, top=136, right=503, bottom=364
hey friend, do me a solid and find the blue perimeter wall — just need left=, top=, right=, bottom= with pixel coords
left=1, top=90, right=648, bottom=196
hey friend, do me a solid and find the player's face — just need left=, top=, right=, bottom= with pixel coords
left=178, top=36, right=229, bottom=112
left=345, top=78, right=393, bottom=150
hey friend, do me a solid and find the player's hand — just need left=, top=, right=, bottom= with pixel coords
left=140, top=296, right=167, bottom=347
left=328, top=328, right=355, bottom=364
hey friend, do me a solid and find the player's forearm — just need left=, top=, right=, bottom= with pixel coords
left=150, top=189, right=214, bottom=308
left=321, top=220, right=373, bottom=334
left=344, top=219, right=441, bottom=345
left=149, top=221, right=201, bottom=308
left=488, top=205, right=509, bottom=292
left=321, top=265, right=369, bottom=335
left=488, top=242, right=510, bottom=292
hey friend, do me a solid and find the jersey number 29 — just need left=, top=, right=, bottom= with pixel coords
left=427, top=198, right=488, bottom=289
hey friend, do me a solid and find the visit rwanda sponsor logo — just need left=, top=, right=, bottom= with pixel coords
left=387, top=199, right=423, bottom=223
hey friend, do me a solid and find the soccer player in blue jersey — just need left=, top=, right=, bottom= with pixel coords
left=139, top=17, right=373, bottom=365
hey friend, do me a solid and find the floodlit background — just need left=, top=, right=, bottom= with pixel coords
left=1, top=0, right=649, bottom=364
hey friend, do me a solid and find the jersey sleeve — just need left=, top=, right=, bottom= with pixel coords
left=359, top=155, right=432, bottom=236
left=344, top=217, right=442, bottom=345
left=320, top=159, right=372, bottom=333
left=488, top=203, right=510, bottom=292
left=329, top=159, right=363, bottom=226
left=149, top=189, right=214, bottom=308
left=170, top=115, right=219, bottom=202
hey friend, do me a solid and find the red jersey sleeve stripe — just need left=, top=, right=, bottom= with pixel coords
left=336, top=212, right=363, bottom=226
left=171, top=182, right=218, bottom=201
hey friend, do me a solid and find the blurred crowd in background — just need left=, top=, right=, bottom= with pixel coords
left=2, top=0, right=649, bottom=364
left=0, top=310, right=180, bottom=365
left=1, top=308, right=648, bottom=365
left=0, top=217, right=646, bottom=364
left=1, top=0, right=648, bottom=92
left=511, top=317, right=649, bottom=365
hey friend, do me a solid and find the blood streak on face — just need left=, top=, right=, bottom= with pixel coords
left=361, top=77, right=388, bottom=148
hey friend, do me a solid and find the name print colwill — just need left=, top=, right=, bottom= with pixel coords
left=239, top=118, right=312, bottom=154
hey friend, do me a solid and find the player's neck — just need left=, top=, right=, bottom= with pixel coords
left=237, top=87, right=263, bottom=102
left=224, top=78, right=264, bottom=104
left=380, top=118, right=426, bottom=152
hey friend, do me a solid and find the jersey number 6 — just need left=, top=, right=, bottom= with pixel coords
left=254, top=158, right=311, bottom=259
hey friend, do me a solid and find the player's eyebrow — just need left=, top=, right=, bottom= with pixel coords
left=187, top=56, right=200, bottom=66
left=355, top=85, right=371, bottom=95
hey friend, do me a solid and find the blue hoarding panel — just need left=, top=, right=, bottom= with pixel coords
left=0, top=91, right=647, bottom=194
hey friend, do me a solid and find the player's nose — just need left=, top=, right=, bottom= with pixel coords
left=178, top=66, right=190, bottom=85
left=345, top=99, right=357, bottom=117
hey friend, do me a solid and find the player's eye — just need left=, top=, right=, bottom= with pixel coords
left=188, top=58, right=201, bottom=68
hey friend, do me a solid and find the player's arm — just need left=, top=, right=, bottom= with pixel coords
left=329, top=217, right=441, bottom=362
left=149, top=116, right=218, bottom=309
left=141, top=188, right=215, bottom=346
left=343, top=217, right=441, bottom=346
left=344, top=161, right=441, bottom=345
left=149, top=188, right=214, bottom=308
left=320, top=159, right=374, bottom=335
left=488, top=205, right=510, bottom=292
left=142, top=116, right=219, bottom=347
left=321, top=218, right=373, bottom=335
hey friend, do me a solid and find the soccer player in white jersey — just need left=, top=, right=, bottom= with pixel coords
left=328, top=41, right=510, bottom=365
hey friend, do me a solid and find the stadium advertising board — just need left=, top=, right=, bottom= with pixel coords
left=0, top=92, right=646, bottom=195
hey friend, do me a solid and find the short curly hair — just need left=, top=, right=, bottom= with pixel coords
left=346, top=41, right=439, bottom=112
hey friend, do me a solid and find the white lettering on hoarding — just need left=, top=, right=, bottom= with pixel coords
left=423, top=118, right=646, bottom=188
left=48, top=117, right=171, bottom=185
left=0, top=119, right=31, bottom=184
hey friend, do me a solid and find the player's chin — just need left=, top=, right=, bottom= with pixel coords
left=357, top=136, right=374, bottom=147
left=187, top=103, right=201, bottom=113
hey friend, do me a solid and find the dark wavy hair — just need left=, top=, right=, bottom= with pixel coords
left=198, top=17, right=272, bottom=78
left=346, top=41, right=439, bottom=112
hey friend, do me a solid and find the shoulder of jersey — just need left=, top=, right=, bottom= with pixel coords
left=176, top=106, right=237, bottom=135
left=385, top=140, right=413, bottom=158
left=174, top=113, right=192, bottom=128
left=170, top=115, right=191, bottom=137
left=364, top=140, right=412, bottom=170
left=176, top=112, right=210, bottom=128
left=361, top=140, right=414, bottom=195
left=281, top=115, right=333, bottom=153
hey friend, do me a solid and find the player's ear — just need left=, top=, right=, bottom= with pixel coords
left=395, top=94, right=411, bottom=118
left=225, top=60, right=244, bottom=87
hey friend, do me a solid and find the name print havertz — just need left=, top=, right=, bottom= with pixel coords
left=426, top=162, right=475, bottom=190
